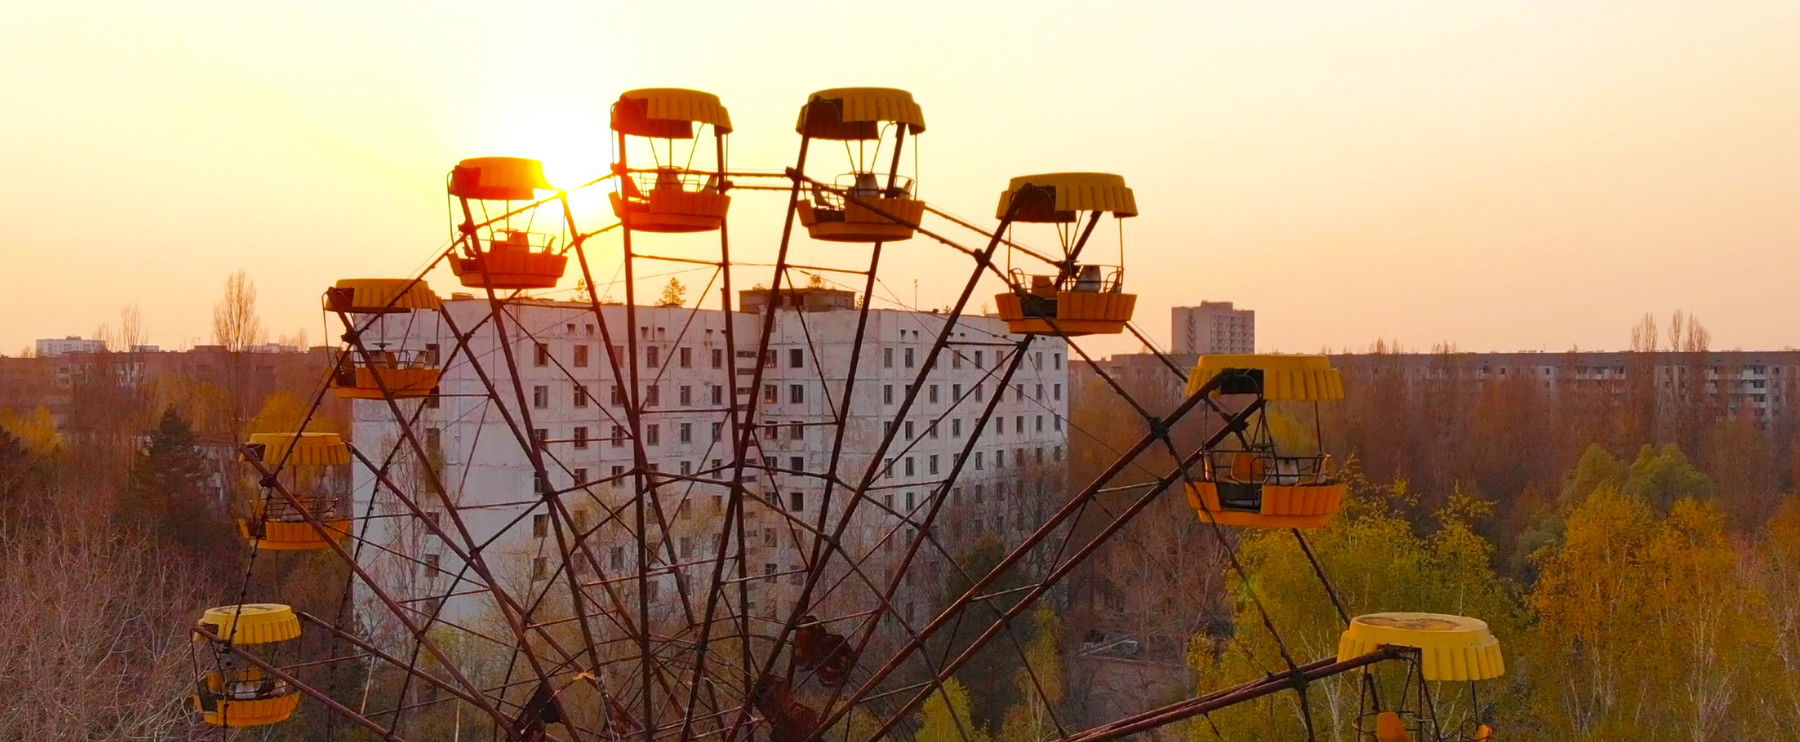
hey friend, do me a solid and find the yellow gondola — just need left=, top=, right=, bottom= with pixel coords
left=610, top=88, right=732, bottom=233
left=992, top=173, right=1138, bottom=336
left=323, top=278, right=444, bottom=400
left=446, top=156, right=568, bottom=289
left=1338, top=613, right=1504, bottom=741
left=239, top=432, right=353, bottom=551
left=190, top=604, right=303, bottom=727
left=1182, top=354, right=1349, bottom=529
left=793, top=88, right=927, bottom=243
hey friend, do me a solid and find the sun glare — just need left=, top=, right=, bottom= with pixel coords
left=496, top=114, right=612, bottom=191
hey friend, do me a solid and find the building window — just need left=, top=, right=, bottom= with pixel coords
left=904, top=347, right=915, bottom=368
left=679, top=385, right=692, bottom=407
left=532, top=385, right=549, bottom=408
left=421, top=553, right=440, bottom=575
left=789, top=384, right=804, bottom=404
left=532, top=557, right=548, bottom=580
left=884, top=384, right=894, bottom=404
left=573, top=344, right=590, bottom=367
left=711, top=422, right=722, bottom=442
left=646, top=384, right=660, bottom=407
left=611, top=385, right=625, bottom=404
left=679, top=346, right=692, bottom=368
left=764, top=384, right=778, bottom=404
left=904, top=457, right=915, bottom=477
left=928, top=384, right=939, bottom=404
left=884, top=347, right=894, bottom=368
left=533, top=514, right=549, bottom=537
left=711, top=348, right=724, bottom=368
left=1054, top=383, right=1062, bottom=401
left=789, top=492, right=805, bottom=512
left=711, top=385, right=723, bottom=405
left=645, top=345, right=660, bottom=368
left=534, top=342, right=550, bottom=366
left=951, top=418, right=962, bottom=437
left=573, top=384, right=588, bottom=408
left=611, top=425, right=625, bottom=448
left=574, top=426, right=589, bottom=449
left=928, top=455, right=939, bottom=475
left=974, top=350, right=984, bottom=368
left=789, top=348, right=804, bottom=368
left=789, top=421, right=804, bottom=439
left=646, top=424, right=660, bottom=446
left=679, top=423, right=693, bottom=444
left=789, top=456, right=804, bottom=471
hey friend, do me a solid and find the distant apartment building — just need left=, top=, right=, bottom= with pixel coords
left=34, top=336, right=105, bottom=358
left=0, top=344, right=333, bottom=428
left=350, top=290, right=1071, bottom=623
left=1084, top=349, right=1800, bottom=432
left=1171, top=302, right=1254, bottom=355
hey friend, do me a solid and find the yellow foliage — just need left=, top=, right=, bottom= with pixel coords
left=1528, top=488, right=1771, bottom=739
left=0, top=406, right=61, bottom=455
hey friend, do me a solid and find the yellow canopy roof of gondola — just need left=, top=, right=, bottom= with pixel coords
left=615, top=88, right=733, bottom=136
left=448, top=156, right=551, bottom=198
left=196, top=604, right=302, bottom=646
left=996, top=172, right=1138, bottom=221
left=1336, top=612, right=1505, bottom=682
left=797, top=87, right=925, bottom=139
left=1185, top=354, right=1345, bottom=401
left=243, top=432, right=350, bottom=467
left=326, top=278, right=442, bottom=313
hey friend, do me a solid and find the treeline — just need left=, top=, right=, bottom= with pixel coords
left=0, top=273, right=354, bottom=739
left=1191, top=446, right=1800, bottom=740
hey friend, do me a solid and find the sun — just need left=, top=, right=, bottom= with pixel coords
left=492, top=110, right=613, bottom=191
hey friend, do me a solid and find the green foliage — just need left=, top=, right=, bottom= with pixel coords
left=1561, top=444, right=1624, bottom=505
left=1623, top=443, right=1715, bottom=508
left=122, top=408, right=231, bottom=557
left=1188, top=474, right=1525, bottom=739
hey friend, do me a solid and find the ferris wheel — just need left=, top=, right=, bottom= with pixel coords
left=189, top=87, right=1506, bottom=742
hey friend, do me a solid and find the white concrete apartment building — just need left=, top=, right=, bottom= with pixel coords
left=1171, top=302, right=1255, bottom=355
left=349, top=289, right=1070, bottom=631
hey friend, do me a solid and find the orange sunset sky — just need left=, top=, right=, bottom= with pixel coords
left=1, top=0, right=1795, bottom=356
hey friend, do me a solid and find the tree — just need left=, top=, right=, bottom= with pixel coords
left=657, top=277, right=687, bottom=307
left=1622, top=443, right=1715, bottom=510
left=122, top=408, right=229, bottom=558
left=1631, top=313, right=1658, bottom=352
left=917, top=676, right=989, bottom=742
left=211, top=270, right=264, bottom=351
left=996, top=607, right=1065, bottom=742
left=0, top=514, right=210, bottom=740
left=1562, top=444, right=1625, bottom=505
left=1188, top=477, right=1525, bottom=739
left=1528, top=488, right=1770, bottom=739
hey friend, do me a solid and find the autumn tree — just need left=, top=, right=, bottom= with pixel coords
left=212, top=270, right=265, bottom=351
left=657, top=277, right=688, bottom=307
left=917, top=676, right=990, bottom=742
left=1189, top=474, right=1525, bottom=739
left=1528, top=488, right=1770, bottom=739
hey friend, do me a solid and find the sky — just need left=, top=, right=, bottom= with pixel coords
left=1, top=0, right=1795, bottom=356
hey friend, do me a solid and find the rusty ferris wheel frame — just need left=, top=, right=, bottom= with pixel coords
left=212, top=89, right=1401, bottom=742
